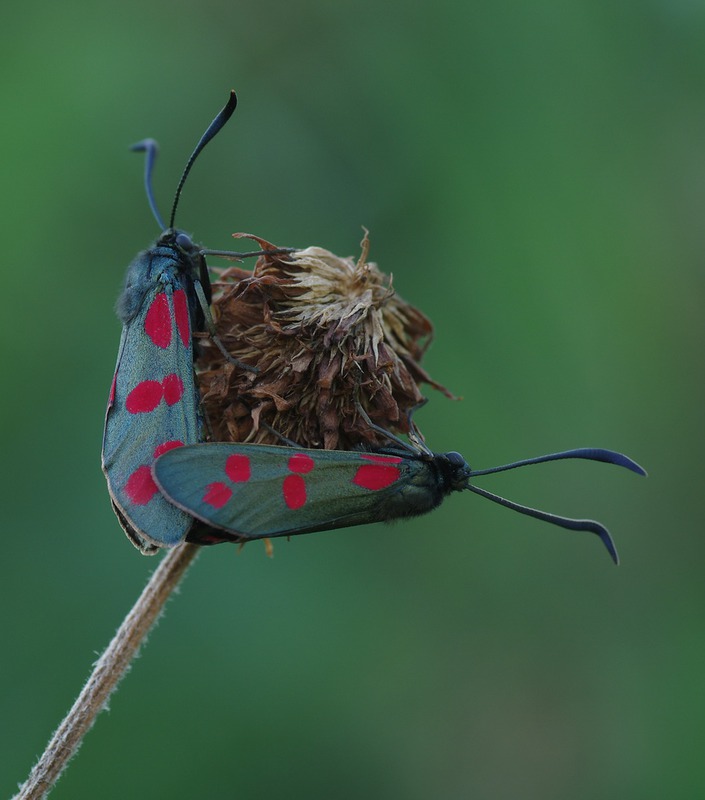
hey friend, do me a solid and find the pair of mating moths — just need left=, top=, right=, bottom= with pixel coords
left=101, top=92, right=645, bottom=561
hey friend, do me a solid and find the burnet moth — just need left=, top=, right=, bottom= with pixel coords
left=102, top=91, right=278, bottom=554
left=103, top=93, right=644, bottom=562
left=152, top=426, right=646, bottom=563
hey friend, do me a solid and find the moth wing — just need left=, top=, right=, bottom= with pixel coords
left=153, top=443, right=422, bottom=540
left=102, top=267, right=203, bottom=551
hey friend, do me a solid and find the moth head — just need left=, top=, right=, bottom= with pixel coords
left=440, top=451, right=473, bottom=491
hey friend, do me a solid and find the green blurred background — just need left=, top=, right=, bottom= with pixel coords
left=1, top=1, right=701, bottom=798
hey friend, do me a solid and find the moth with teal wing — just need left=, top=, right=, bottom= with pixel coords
left=153, top=432, right=646, bottom=563
left=102, top=92, right=288, bottom=554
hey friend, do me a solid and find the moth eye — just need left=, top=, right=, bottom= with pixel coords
left=175, top=232, right=193, bottom=250
left=446, top=451, right=466, bottom=468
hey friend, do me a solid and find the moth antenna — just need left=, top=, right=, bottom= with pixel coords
left=130, top=138, right=166, bottom=231
left=169, top=90, right=238, bottom=229
left=466, top=483, right=620, bottom=565
left=465, top=448, right=646, bottom=564
left=468, top=448, right=647, bottom=478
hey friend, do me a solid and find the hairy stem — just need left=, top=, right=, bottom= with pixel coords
left=13, top=542, right=200, bottom=800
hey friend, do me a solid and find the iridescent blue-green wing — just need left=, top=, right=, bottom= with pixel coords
left=102, top=255, right=204, bottom=552
left=153, top=443, right=437, bottom=540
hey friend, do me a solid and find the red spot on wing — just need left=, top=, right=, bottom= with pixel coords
left=203, top=482, right=232, bottom=509
left=162, top=374, right=184, bottom=406
left=288, top=453, right=315, bottom=473
left=173, top=289, right=190, bottom=347
left=125, top=465, right=159, bottom=505
left=108, top=373, right=117, bottom=405
left=125, top=376, right=185, bottom=414
left=283, top=474, right=307, bottom=509
left=126, top=380, right=163, bottom=414
left=225, top=454, right=251, bottom=483
left=144, top=293, right=172, bottom=348
left=353, top=464, right=401, bottom=491
left=153, top=440, right=185, bottom=458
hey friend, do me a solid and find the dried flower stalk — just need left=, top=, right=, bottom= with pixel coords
left=198, top=231, right=452, bottom=450
left=13, top=543, right=200, bottom=800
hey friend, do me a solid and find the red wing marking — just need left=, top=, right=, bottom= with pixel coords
left=288, top=453, right=315, bottom=473
left=162, top=374, right=185, bottom=406
left=126, top=380, right=163, bottom=414
left=353, top=463, right=402, bottom=491
left=108, top=373, right=117, bottom=406
left=283, top=474, right=307, bottom=509
left=153, top=440, right=185, bottom=458
left=173, top=289, right=190, bottom=347
left=144, top=293, right=172, bottom=348
left=203, top=481, right=233, bottom=509
left=225, top=454, right=251, bottom=483
left=126, top=375, right=184, bottom=414
left=125, top=465, right=159, bottom=505
left=124, top=442, right=186, bottom=507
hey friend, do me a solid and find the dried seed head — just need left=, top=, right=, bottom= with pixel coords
left=197, top=231, right=452, bottom=449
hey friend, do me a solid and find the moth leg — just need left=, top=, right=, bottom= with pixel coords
left=200, top=246, right=296, bottom=260
left=194, top=367, right=215, bottom=441
left=354, top=399, right=420, bottom=454
left=259, top=420, right=302, bottom=448
left=193, top=279, right=258, bottom=373
left=235, top=538, right=274, bottom=556
left=405, top=400, right=433, bottom=454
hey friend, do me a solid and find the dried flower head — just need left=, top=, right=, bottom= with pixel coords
left=197, top=231, right=452, bottom=450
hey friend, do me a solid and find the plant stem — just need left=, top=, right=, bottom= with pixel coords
left=13, top=542, right=201, bottom=800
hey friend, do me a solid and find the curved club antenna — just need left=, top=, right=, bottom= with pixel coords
left=469, top=448, right=646, bottom=478
left=467, top=448, right=646, bottom=565
left=130, top=91, right=238, bottom=233
left=130, top=139, right=166, bottom=230
left=169, top=90, right=238, bottom=229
